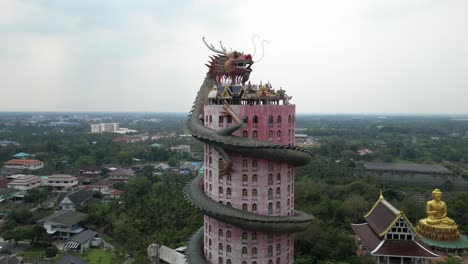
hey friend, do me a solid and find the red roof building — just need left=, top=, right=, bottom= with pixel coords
left=3, top=159, right=44, bottom=170
left=352, top=192, right=439, bottom=264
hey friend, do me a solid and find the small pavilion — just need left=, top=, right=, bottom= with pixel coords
left=352, top=192, right=438, bottom=264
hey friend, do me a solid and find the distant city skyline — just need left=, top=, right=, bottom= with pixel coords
left=1, top=1, right=468, bottom=114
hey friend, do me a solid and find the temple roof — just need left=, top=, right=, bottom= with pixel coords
left=364, top=194, right=402, bottom=236
left=372, top=239, right=439, bottom=258
left=352, top=223, right=381, bottom=251
left=352, top=192, right=439, bottom=259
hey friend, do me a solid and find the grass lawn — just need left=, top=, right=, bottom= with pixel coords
left=19, top=245, right=46, bottom=258
left=83, top=249, right=115, bottom=264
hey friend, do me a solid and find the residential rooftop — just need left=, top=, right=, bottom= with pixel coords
left=363, top=162, right=452, bottom=174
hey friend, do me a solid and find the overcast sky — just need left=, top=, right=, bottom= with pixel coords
left=1, top=0, right=467, bottom=114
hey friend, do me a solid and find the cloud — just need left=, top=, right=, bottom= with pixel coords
left=0, top=0, right=467, bottom=114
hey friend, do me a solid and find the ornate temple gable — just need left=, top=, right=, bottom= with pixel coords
left=220, top=85, right=232, bottom=99
left=352, top=193, right=439, bottom=260
left=384, top=217, right=415, bottom=241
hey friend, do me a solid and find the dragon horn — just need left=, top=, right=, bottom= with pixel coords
left=203, top=37, right=227, bottom=55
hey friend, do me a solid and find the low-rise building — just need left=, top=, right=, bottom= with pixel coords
left=37, top=210, right=87, bottom=239
left=12, top=152, right=31, bottom=159
left=45, top=174, right=78, bottom=191
left=170, top=145, right=190, bottom=154
left=88, top=179, right=114, bottom=196
left=108, top=168, right=135, bottom=182
left=7, top=175, right=42, bottom=191
left=79, top=166, right=102, bottom=176
left=3, top=159, right=44, bottom=170
left=0, top=140, right=20, bottom=147
left=59, top=189, right=95, bottom=211
left=63, top=229, right=102, bottom=253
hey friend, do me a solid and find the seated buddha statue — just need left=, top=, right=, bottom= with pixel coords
left=426, top=188, right=455, bottom=226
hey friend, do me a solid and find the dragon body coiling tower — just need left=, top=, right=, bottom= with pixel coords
left=185, top=38, right=313, bottom=264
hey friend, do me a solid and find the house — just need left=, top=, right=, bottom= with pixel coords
left=154, top=163, right=171, bottom=173
left=0, top=188, right=24, bottom=203
left=59, top=189, right=95, bottom=211
left=37, top=210, right=87, bottom=239
left=170, top=145, right=190, bottom=154
left=88, top=179, right=114, bottom=196
left=63, top=229, right=102, bottom=253
left=0, top=140, right=20, bottom=147
left=111, top=189, right=125, bottom=199
left=79, top=166, right=101, bottom=176
left=112, top=135, right=148, bottom=143
left=108, top=168, right=135, bottom=182
left=3, top=159, right=44, bottom=170
left=357, top=148, right=373, bottom=156
left=7, top=175, right=42, bottom=191
left=0, top=178, right=12, bottom=189
left=179, top=162, right=203, bottom=175
left=55, top=254, right=87, bottom=264
left=351, top=192, right=438, bottom=264
left=12, top=152, right=31, bottom=159
left=45, top=174, right=78, bottom=192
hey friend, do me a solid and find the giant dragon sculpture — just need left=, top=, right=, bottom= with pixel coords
left=184, top=38, right=314, bottom=263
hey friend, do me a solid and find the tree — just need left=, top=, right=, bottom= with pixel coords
left=45, top=246, right=59, bottom=258
left=343, top=194, right=369, bottom=223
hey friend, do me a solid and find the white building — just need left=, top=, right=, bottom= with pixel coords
left=3, top=159, right=44, bottom=170
left=37, top=210, right=87, bottom=239
left=45, top=174, right=78, bottom=191
left=7, top=175, right=42, bottom=191
left=90, top=123, right=119, bottom=133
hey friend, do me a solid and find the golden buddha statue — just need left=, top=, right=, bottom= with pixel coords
left=426, top=189, right=456, bottom=225
left=417, top=189, right=459, bottom=241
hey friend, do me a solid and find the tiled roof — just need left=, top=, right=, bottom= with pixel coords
left=364, top=162, right=452, bottom=174
left=372, top=240, right=439, bottom=258
left=48, top=174, right=77, bottom=181
left=4, top=159, right=42, bottom=165
left=0, top=179, right=12, bottom=188
left=9, top=175, right=41, bottom=185
left=65, top=189, right=94, bottom=205
left=364, top=197, right=400, bottom=236
left=55, top=254, right=87, bottom=264
left=351, top=223, right=381, bottom=252
left=67, top=229, right=98, bottom=244
left=91, top=179, right=114, bottom=187
left=108, top=168, right=134, bottom=176
left=37, top=210, right=86, bottom=226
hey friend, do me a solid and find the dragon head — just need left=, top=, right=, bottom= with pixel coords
left=203, top=37, right=253, bottom=84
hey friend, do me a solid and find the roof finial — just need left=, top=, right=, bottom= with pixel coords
left=379, top=189, right=384, bottom=200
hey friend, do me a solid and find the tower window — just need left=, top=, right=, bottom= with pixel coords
left=242, top=116, right=248, bottom=124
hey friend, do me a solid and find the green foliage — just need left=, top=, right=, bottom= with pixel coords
left=44, top=246, right=58, bottom=258
left=435, top=255, right=463, bottom=264
left=86, top=173, right=202, bottom=259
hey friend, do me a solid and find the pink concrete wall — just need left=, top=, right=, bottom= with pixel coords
left=202, top=104, right=297, bottom=264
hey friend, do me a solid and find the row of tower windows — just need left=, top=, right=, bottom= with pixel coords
left=205, top=115, right=295, bottom=126
left=205, top=115, right=295, bottom=127
left=205, top=172, right=294, bottom=186
left=209, top=257, right=288, bottom=264
left=208, top=184, right=294, bottom=195
left=205, top=226, right=291, bottom=242
left=207, top=240, right=286, bottom=256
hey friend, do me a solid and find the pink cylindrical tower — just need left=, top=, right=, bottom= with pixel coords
left=185, top=39, right=312, bottom=264
left=203, top=104, right=297, bottom=263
